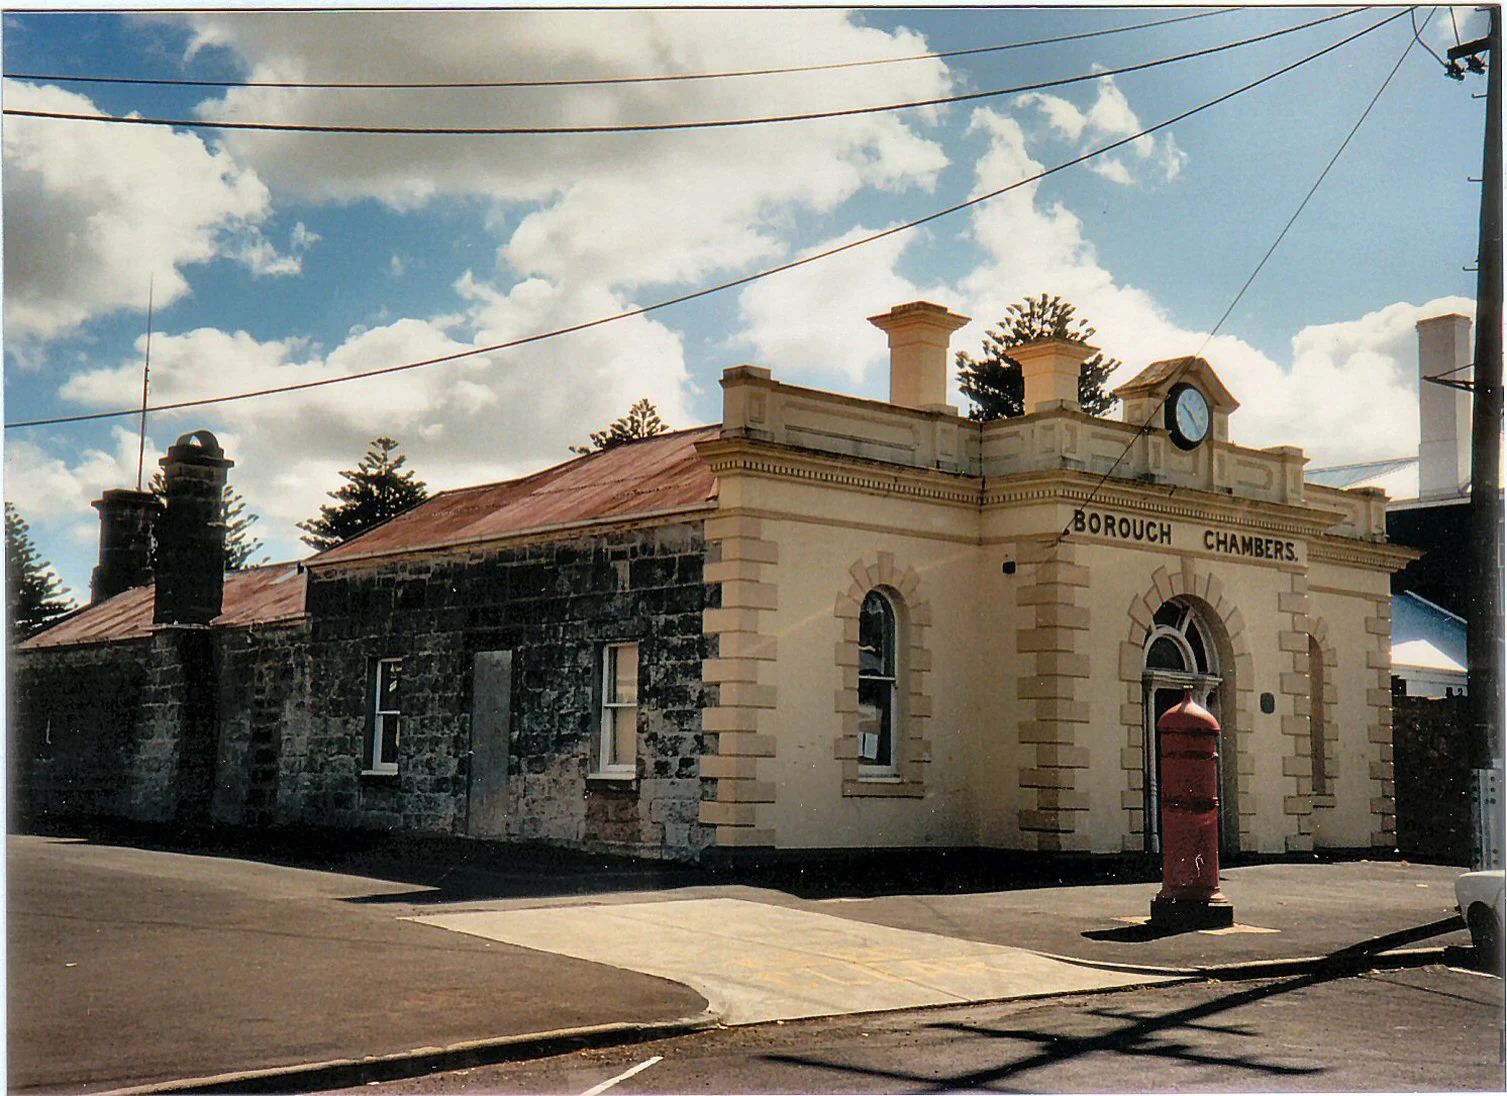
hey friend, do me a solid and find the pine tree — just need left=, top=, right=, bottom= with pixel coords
left=220, top=486, right=267, bottom=570
left=148, top=472, right=267, bottom=571
left=570, top=398, right=668, bottom=455
left=955, top=294, right=1120, bottom=421
left=298, top=437, right=429, bottom=552
left=6, top=503, right=74, bottom=643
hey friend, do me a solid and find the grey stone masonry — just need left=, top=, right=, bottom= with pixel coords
left=299, top=521, right=714, bottom=859
left=130, top=626, right=219, bottom=823
left=10, top=640, right=149, bottom=825
left=212, top=621, right=313, bottom=827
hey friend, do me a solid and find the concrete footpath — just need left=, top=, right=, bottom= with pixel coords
left=7, top=831, right=1482, bottom=1094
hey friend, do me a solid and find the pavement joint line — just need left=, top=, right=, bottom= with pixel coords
left=85, top=1014, right=720, bottom=1096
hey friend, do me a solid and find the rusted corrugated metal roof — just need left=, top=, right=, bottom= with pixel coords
left=309, top=425, right=722, bottom=567
left=19, top=562, right=308, bottom=650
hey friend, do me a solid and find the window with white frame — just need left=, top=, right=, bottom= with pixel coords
left=598, top=642, right=639, bottom=776
left=366, top=658, right=401, bottom=775
left=857, top=590, right=898, bottom=776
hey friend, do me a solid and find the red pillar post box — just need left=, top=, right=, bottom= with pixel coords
left=1149, top=688, right=1235, bottom=930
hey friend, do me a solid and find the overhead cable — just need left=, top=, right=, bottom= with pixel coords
left=4, top=9, right=1235, bottom=90
left=4, top=8, right=1364, bottom=137
left=3, top=8, right=1409, bottom=432
left=1056, top=8, right=1429, bottom=544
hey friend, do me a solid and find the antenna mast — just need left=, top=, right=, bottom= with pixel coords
left=136, top=276, right=154, bottom=492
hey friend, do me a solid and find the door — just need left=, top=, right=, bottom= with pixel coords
left=466, top=650, right=512, bottom=839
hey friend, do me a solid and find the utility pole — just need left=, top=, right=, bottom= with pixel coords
left=1448, top=6, right=1504, bottom=872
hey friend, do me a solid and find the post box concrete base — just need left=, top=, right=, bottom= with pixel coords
left=1149, top=894, right=1235, bottom=931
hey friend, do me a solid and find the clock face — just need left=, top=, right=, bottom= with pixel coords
left=1167, top=384, right=1211, bottom=450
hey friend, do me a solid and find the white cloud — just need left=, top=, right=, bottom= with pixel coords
left=1016, top=77, right=1185, bottom=186
left=36, top=269, right=697, bottom=564
left=736, top=225, right=953, bottom=388
left=926, top=106, right=1465, bottom=467
left=2, top=80, right=279, bottom=341
left=171, top=10, right=951, bottom=293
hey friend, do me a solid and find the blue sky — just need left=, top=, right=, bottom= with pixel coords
left=2, top=6, right=1487, bottom=601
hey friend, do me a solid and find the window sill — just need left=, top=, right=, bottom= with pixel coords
left=361, top=769, right=399, bottom=779
left=857, top=770, right=903, bottom=783
left=587, top=770, right=637, bottom=786
left=843, top=777, right=923, bottom=798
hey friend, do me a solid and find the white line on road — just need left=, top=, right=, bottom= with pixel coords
left=578, top=1055, right=663, bottom=1096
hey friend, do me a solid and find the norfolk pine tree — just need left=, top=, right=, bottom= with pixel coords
left=6, top=503, right=74, bottom=642
left=570, top=398, right=668, bottom=455
left=299, top=437, right=429, bottom=551
left=955, top=294, right=1120, bottom=421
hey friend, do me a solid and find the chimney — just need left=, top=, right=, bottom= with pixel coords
left=1011, top=337, right=1097, bottom=414
left=868, top=301, right=970, bottom=412
left=1416, top=314, right=1473, bottom=499
left=154, top=430, right=234, bottom=626
left=90, top=488, right=159, bottom=604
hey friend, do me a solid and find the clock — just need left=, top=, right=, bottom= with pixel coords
left=1166, top=382, right=1211, bottom=451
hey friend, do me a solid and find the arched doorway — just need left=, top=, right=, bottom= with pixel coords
left=1142, top=599, right=1228, bottom=854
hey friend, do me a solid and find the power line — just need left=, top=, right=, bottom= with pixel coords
left=1057, top=8, right=1428, bottom=545
left=4, top=8, right=1408, bottom=433
left=3, top=9, right=1364, bottom=138
left=4, top=9, right=1236, bottom=91
left=1411, top=7, right=1453, bottom=71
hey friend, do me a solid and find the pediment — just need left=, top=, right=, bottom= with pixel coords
left=1113, top=356, right=1239, bottom=413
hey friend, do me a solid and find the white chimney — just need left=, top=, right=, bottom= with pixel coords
left=1011, top=337, right=1097, bottom=414
left=1416, top=314, right=1473, bottom=499
left=868, top=301, right=970, bottom=413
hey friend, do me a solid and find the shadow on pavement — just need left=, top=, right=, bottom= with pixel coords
left=765, top=970, right=1337, bottom=1091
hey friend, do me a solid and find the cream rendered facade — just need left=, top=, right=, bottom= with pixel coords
left=695, top=301, right=1413, bottom=858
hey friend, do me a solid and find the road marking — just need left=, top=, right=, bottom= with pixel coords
left=579, top=1055, right=663, bottom=1096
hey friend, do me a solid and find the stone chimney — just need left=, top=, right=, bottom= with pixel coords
left=868, top=301, right=970, bottom=413
left=154, top=430, right=234, bottom=626
left=1012, top=337, right=1097, bottom=414
left=1416, top=314, right=1473, bottom=499
left=90, top=488, right=159, bottom=604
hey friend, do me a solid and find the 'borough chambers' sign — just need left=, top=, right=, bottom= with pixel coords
left=1070, top=508, right=1301, bottom=563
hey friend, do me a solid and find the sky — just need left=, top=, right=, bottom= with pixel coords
left=1, top=5, right=1491, bottom=603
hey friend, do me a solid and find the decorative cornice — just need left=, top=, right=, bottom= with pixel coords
left=1307, top=536, right=1419, bottom=571
left=696, top=437, right=981, bottom=507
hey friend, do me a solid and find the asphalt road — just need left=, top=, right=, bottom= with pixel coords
left=347, top=966, right=1506, bottom=1094
left=7, top=836, right=706, bottom=1093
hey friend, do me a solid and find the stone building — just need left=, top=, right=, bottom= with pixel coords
left=11, top=300, right=1415, bottom=861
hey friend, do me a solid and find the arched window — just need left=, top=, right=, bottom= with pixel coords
left=857, top=590, right=898, bottom=774
left=1145, top=601, right=1215, bottom=677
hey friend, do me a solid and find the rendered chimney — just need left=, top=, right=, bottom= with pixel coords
left=1416, top=314, right=1473, bottom=500
left=868, top=301, right=970, bottom=412
left=90, top=488, right=159, bottom=604
left=1012, top=337, right=1096, bottom=414
left=154, top=430, right=234, bottom=626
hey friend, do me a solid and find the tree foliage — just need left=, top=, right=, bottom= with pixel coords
left=298, top=437, right=429, bottom=552
left=6, top=503, right=74, bottom=643
left=220, top=486, right=267, bottom=570
left=955, top=294, right=1120, bottom=421
left=570, top=398, right=668, bottom=455
left=149, top=471, right=267, bottom=571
